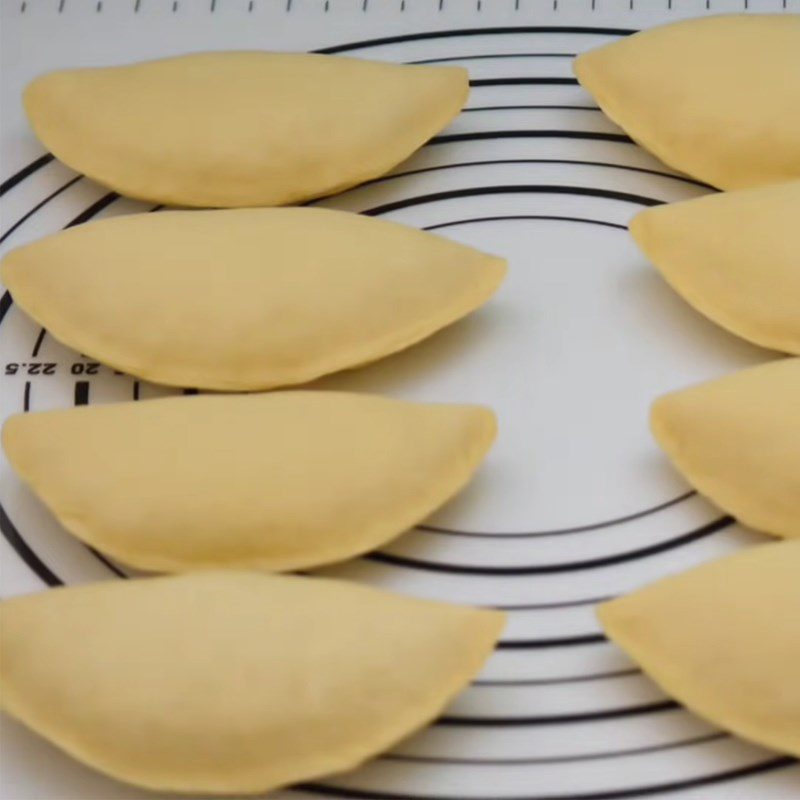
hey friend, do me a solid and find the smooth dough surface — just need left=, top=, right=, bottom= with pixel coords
left=598, top=540, right=800, bottom=757
left=0, top=571, right=505, bottom=794
left=0, top=207, right=506, bottom=391
left=2, top=392, right=497, bottom=572
left=574, top=15, right=800, bottom=189
left=24, top=52, right=469, bottom=207
left=630, top=181, right=800, bottom=355
left=651, top=358, right=800, bottom=539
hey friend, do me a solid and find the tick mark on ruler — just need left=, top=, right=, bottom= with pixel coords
left=20, top=1, right=26, bottom=11
left=74, top=382, right=90, bottom=407
left=514, top=0, right=519, bottom=8
left=248, top=0, right=253, bottom=9
left=134, top=0, right=140, bottom=10
left=362, top=0, right=368, bottom=9
left=400, top=0, right=405, bottom=10
left=59, top=0, right=66, bottom=11
left=210, top=0, right=216, bottom=11
left=324, top=0, right=329, bottom=11
left=31, top=329, right=46, bottom=359
left=23, top=383, right=31, bottom=413
left=439, top=0, right=444, bottom=9
left=477, top=0, right=481, bottom=10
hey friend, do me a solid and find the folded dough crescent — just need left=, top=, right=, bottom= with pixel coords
left=574, top=15, right=800, bottom=189
left=630, top=181, right=800, bottom=355
left=598, top=540, right=800, bottom=757
left=651, top=358, right=800, bottom=539
left=0, top=207, right=506, bottom=391
left=2, top=392, right=497, bottom=572
left=24, top=52, right=469, bottom=207
left=0, top=571, right=505, bottom=794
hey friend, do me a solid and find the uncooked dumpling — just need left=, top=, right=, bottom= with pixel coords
left=24, top=52, right=468, bottom=207
left=2, top=392, right=496, bottom=572
left=651, top=358, right=800, bottom=539
left=0, top=207, right=506, bottom=391
left=599, top=540, right=800, bottom=757
left=0, top=571, right=505, bottom=793
left=630, top=181, right=800, bottom=355
left=574, top=15, right=800, bottom=189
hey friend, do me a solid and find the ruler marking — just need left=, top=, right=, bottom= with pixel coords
left=172, top=0, right=178, bottom=11
left=23, top=383, right=31, bottom=412
left=30, top=329, right=46, bottom=358
left=20, top=1, right=26, bottom=12
left=477, top=0, right=482, bottom=10
left=210, top=0, right=216, bottom=11
left=59, top=0, right=66, bottom=11
left=362, top=0, right=368, bottom=9
left=74, top=382, right=89, bottom=406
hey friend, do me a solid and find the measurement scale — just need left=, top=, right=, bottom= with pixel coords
left=1, top=2, right=799, bottom=798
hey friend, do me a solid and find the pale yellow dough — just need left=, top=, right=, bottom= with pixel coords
left=574, top=15, right=800, bottom=189
left=630, top=181, right=800, bottom=355
left=2, top=392, right=497, bottom=572
left=651, top=358, right=800, bottom=539
left=0, top=208, right=506, bottom=391
left=0, top=571, right=505, bottom=794
left=598, top=540, right=800, bottom=757
left=23, top=52, right=469, bottom=207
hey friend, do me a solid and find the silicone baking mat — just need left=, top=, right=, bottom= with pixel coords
left=2, top=1, right=799, bottom=798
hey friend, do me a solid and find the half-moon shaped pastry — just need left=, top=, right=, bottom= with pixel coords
left=2, top=392, right=497, bottom=572
left=24, top=52, right=469, bottom=206
left=0, top=571, right=505, bottom=793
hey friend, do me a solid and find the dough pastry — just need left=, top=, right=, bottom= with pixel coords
left=598, top=540, right=800, bottom=757
left=2, top=392, right=497, bottom=572
left=0, top=207, right=506, bottom=391
left=651, top=358, right=800, bottom=539
left=0, top=571, right=505, bottom=793
left=630, top=181, right=800, bottom=355
left=24, top=52, right=469, bottom=207
left=574, top=15, right=800, bottom=189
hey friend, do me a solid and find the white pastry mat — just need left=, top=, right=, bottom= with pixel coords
left=1, top=1, right=799, bottom=798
